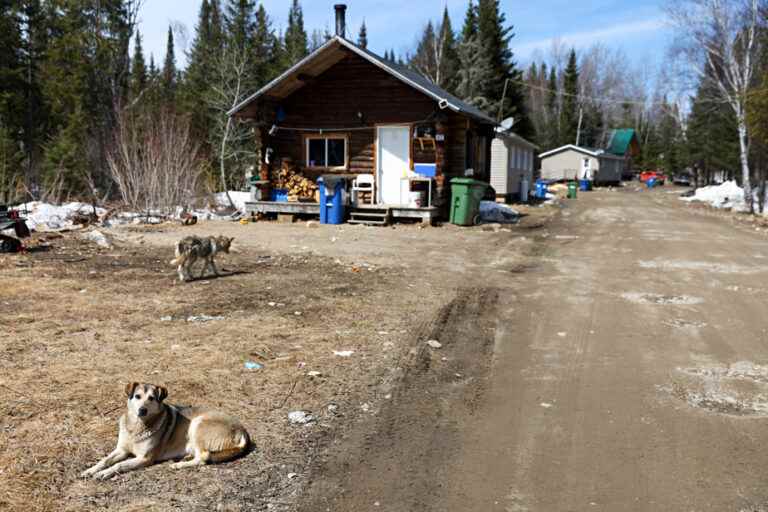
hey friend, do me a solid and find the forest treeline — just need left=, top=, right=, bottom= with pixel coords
left=1, top=0, right=768, bottom=212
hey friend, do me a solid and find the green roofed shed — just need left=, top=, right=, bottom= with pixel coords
left=605, top=129, right=640, bottom=157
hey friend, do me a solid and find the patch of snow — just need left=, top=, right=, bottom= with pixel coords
left=213, top=191, right=251, bottom=212
left=18, top=201, right=106, bottom=231
left=333, top=350, right=354, bottom=357
left=680, top=180, right=747, bottom=211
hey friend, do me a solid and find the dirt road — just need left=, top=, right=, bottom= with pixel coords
left=299, top=187, right=768, bottom=512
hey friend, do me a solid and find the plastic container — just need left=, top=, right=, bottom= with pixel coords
left=408, top=191, right=426, bottom=208
left=414, top=163, right=437, bottom=177
left=535, top=179, right=549, bottom=199
left=568, top=182, right=578, bottom=199
left=450, top=178, right=489, bottom=226
left=318, top=176, right=347, bottom=225
left=519, top=177, right=529, bottom=203
left=579, top=179, right=592, bottom=192
left=646, top=177, right=657, bottom=188
left=270, top=188, right=289, bottom=202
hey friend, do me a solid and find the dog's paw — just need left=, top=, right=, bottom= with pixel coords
left=93, top=469, right=118, bottom=481
left=80, top=468, right=95, bottom=479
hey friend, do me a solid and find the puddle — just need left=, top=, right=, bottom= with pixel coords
left=621, top=292, right=703, bottom=305
left=638, top=259, right=762, bottom=274
left=666, top=361, right=768, bottom=416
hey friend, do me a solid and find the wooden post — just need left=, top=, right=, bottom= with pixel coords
left=434, top=119, right=447, bottom=211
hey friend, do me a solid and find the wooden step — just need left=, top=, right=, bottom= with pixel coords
left=349, top=208, right=391, bottom=226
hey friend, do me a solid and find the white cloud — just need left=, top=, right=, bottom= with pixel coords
left=515, top=18, right=666, bottom=58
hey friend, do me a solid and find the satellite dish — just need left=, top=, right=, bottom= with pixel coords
left=500, top=117, right=515, bottom=131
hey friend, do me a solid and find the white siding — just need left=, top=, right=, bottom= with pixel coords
left=491, top=136, right=535, bottom=199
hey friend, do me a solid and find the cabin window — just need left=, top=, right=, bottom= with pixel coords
left=306, top=135, right=348, bottom=169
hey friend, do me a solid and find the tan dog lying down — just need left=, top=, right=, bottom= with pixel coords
left=82, top=383, right=250, bottom=480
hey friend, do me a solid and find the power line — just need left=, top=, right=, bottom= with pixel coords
left=512, top=79, right=682, bottom=108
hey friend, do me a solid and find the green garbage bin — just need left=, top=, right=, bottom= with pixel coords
left=567, top=181, right=578, bottom=199
left=450, top=178, right=488, bottom=226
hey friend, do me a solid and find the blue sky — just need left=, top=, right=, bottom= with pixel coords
left=137, top=0, right=671, bottom=71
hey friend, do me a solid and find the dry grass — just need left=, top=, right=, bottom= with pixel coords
left=0, top=232, right=434, bottom=511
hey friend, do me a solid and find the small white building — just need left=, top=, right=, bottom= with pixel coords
left=539, top=144, right=624, bottom=184
left=490, top=130, right=537, bottom=201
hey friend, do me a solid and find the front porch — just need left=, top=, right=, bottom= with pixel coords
left=244, top=200, right=439, bottom=226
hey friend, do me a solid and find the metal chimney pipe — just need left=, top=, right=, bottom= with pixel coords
left=334, top=4, right=347, bottom=38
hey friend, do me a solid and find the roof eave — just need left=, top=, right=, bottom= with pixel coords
left=228, top=36, right=497, bottom=125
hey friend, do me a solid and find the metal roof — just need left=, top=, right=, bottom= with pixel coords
left=539, top=144, right=624, bottom=160
left=228, top=36, right=497, bottom=125
left=605, top=129, right=639, bottom=156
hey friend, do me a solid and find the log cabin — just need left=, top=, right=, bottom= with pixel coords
left=229, top=4, right=497, bottom=224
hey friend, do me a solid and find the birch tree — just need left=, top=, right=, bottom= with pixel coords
left=667, top=0, right=766, bottom=212
left=208, top=44, right=255, bottom=207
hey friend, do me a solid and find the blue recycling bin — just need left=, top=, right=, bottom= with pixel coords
left=646, top=177, right=657, bottom=188
left=579, top=179, right=592, bottom=192
left=534, top=179, right=549, bottom=199
left=318, top=176, right=347, bottom=224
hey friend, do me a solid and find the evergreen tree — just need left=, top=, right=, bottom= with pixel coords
left=580, top=101, right=604, bottom=148
left=461, top=0, right=478, bottom=41
left=560, top=49, right=579, bottom=145
left=283, top=0, right=308, bottom=65
left=225, top=0, right=255, bottom=54
left=146, top=54, right=162, bottom=111
left=455, top=34, right=494, bottom=110
left=411, top=21, right=437, bottom=79
left=689, top=80, right=739, bottom=183
left=358, top=20, right=368, bottom=49
left=252, top=5, right=280, bottom=84
left=438, top=7, right=459, bottom=93
left=130, top=29, right=147, bottom=99
left=162, top=26, right=177, bottom=103
left=546, top=65, right=559, bottom=149
left=210, top=0, right=225, bottom=52
left=476, top=0, right=531, bottom=136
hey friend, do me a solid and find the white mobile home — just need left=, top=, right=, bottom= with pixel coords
left=539, top=145, right=624, bottom=184
left=490, top=131, right=537, bottom=201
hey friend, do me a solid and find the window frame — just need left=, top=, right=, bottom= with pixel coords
left=304, top=134, right=349, bottom=171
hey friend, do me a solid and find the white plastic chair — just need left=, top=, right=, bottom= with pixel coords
left=352, top=174, right=375, bottom=206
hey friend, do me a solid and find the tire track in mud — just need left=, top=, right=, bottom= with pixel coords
left=296, top=287, right=500, bottom=512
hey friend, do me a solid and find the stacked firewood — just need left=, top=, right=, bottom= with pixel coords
left=274, top=159, right=318, bottom=201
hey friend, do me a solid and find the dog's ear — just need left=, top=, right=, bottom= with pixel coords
left=125, top=382, right=139, bottom=398
left=156, top=386, right=168, bottom=402
left=228, top=237, right=235, bottom=244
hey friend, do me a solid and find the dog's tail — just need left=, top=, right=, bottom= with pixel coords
left=207, top=430, right=251, bottom=463
left=169, top=241, right=185, bottom=266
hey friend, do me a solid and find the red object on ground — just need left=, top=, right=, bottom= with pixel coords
left=640, top=171, right=666, bottom=185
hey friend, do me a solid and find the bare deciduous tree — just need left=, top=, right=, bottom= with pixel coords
left=208, top=45, right=257, bottom=209
left=107, top=110, right=203, bottom=216
left=667, top=0, right=766, bottom=212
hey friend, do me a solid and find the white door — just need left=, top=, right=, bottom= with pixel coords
left=582, top=157, right=592, bottom=180
left=377, top=126, right=410, bottom=205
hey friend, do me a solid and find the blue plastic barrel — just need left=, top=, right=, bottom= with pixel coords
left=318, top=177, right=347, bottom=224
left=534, top=179, right=548, bottom=199
left=579, top=179, right=591, bottom=192
left=646, top=177, right=657, bottom=189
